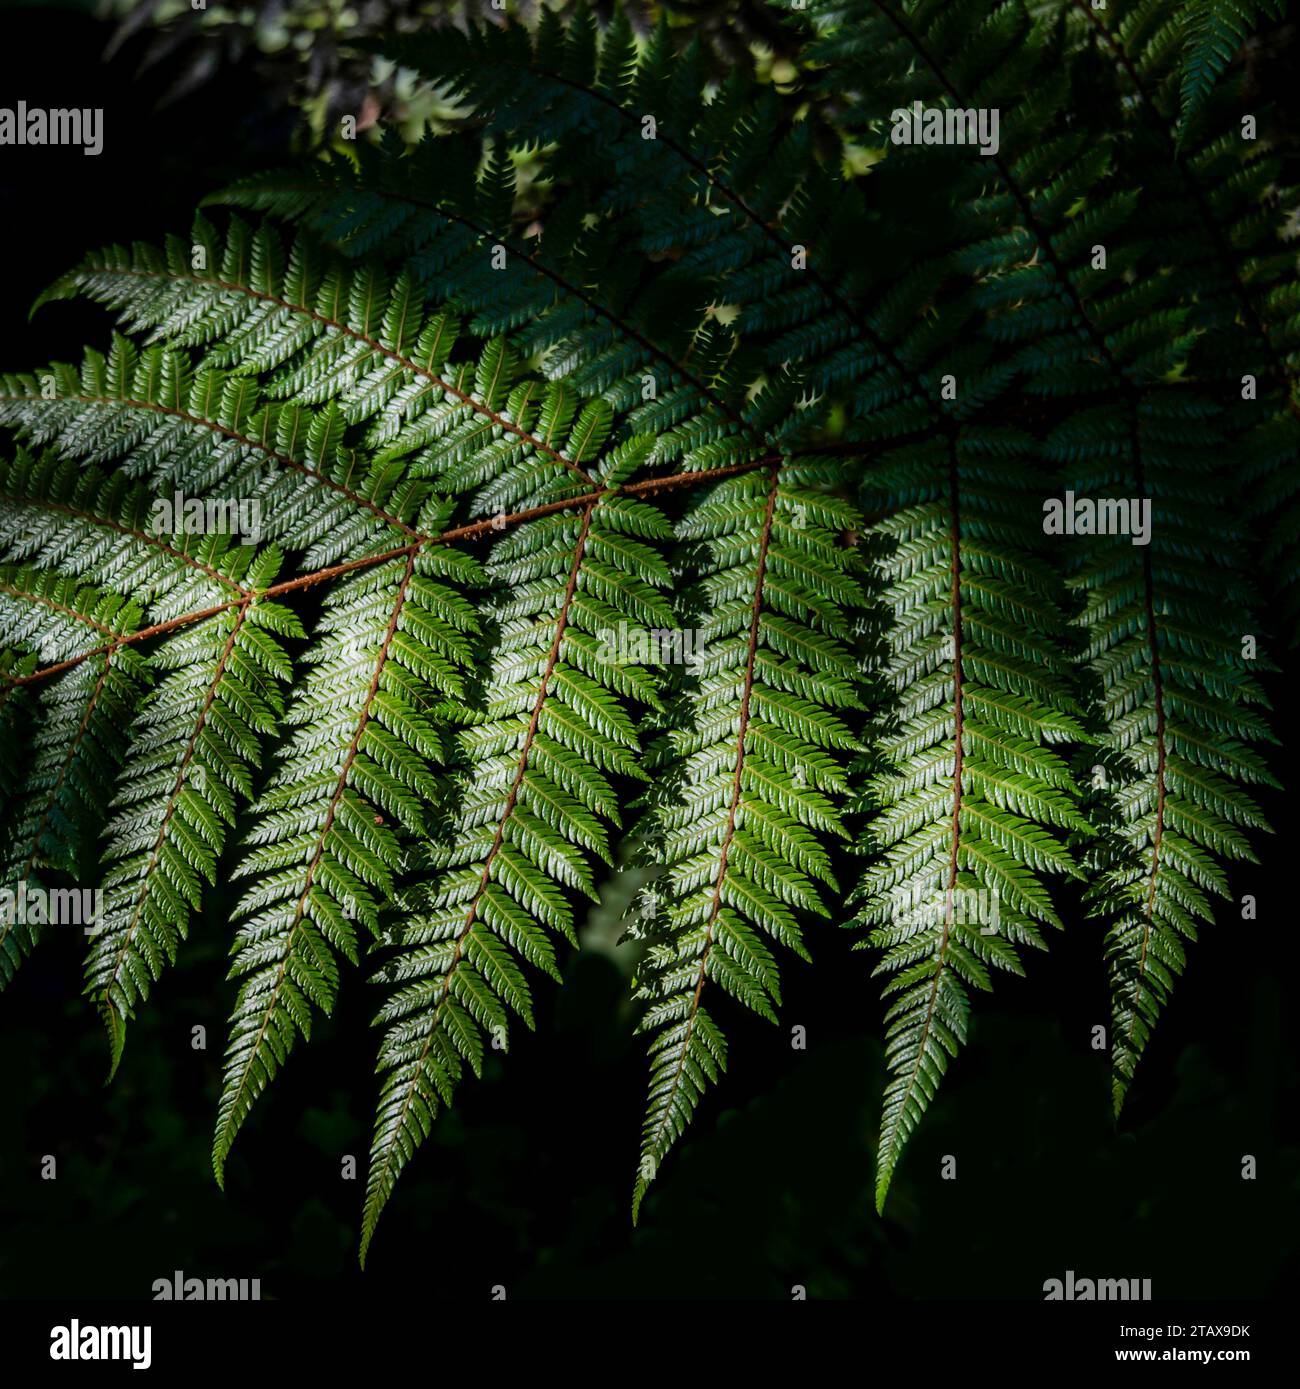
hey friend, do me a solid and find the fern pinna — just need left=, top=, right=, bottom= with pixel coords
left=855, top=438, right=1090, bottom=1209
left=0, top=0, right=1293, bottom=1258
left=362, top=438, right=678, bottom=1256
left=629, top=458, right=866, bottom=1217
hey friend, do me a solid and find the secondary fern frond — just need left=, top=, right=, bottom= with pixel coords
left=1050, top=397, right=1278, bottom=1113
left=38, top=215, right=600, bottom=492
left=369, top=13, right=951, bottom=442
left=0, top=340, right=432, bottom=566
left=214, top=539, right=480, bottom=1181
left=362, top=449, right=673, bottom=1260
left=805, top=0, right=1283, bottom=1127
left=629, top=457, right=866, bottom=1218
left=210, top=133, right=764, bottom=448
left=1177, top=1, right=1285, bottom=140
left=86, top=552, right=302, bottom=1075
left=1066, top=0, right=1300, bottom=635
left=0, top=447, right=255, bottom=619
left=853, top=434, right=1088, bottom=1211
left=0, top=444, right=306, bottom=1050
left=1091, top=0, right=1286, bottom=145
left=0, top=565, right=148, bottom=985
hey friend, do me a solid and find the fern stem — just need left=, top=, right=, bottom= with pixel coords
left=5, top=458, right=785, bottom=690
left=5, top=597, right=242, bottom=688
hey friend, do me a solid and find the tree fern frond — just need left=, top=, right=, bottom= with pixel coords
left=362, top=468, right=673, bottom=1260
left=0, top=0, right=1292, bottom=1264
left=214, top=539, right=481, bottom=1182
left=854, top=434, right=1088, bottom=1213
left=209, top=134, right=765, bottom=447
left=0, top=568, right=149, bottom=986
left=1176, top=1, right=1279, bottom=140
left=628, top=456, right=866, bottom=1219
left=1099, top=0, right=1288, bottom=144
left=0, top=447, right=258, bottom=621
left=0, top=341, right=431, bottom=566
left=37, top=216, right=600, bottom=494
left=1065, top=0, right=1300, bottom=638
left=82, top=550, right=302, bottom=1076
left=1051, top=395, right=1277, bottom=1113
left=356, top=16, right=949, bottom=448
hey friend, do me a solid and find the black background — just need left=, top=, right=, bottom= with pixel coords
left=0, top=0, right=1295, bottom=1305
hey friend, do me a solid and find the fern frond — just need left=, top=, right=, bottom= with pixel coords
left=0, top=447, right=258, bottom=621
left=0, top=0, right=1291, bottom=1261
left=0, top=340, right=432, bottom=567
left=1096, top=0, right=1289, bottom=145
left=362, top=452, right=673, bottom=1260
left=1176, top=1, right=1280, bottom=140
left=83, top=550, right=302, bottom=1075
left=210, top=132, right=764, bottom=447
left=355, top=14, right=949, bottom=451
left=38, top=215, right=600, bottom=495
left=0, top=566, right=149, bottom=985
left=214, top=539, right=481, bottom=1181
left=1066, top=0, right=1300, bottom=637
left=1050, top=395, right=1277, bottom=1113
left=628, top=457, right=866, bottom=1219
left=854, top=434, right=1088, bottom=1212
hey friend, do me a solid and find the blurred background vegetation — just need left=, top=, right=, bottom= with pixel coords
left=96, top=0, right=809, bottom=146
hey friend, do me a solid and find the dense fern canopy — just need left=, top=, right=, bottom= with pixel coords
left=0, top=0, right=1294, bottom=1260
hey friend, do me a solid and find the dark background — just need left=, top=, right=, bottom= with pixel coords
left=0, top=0, right=1296, bottom=1302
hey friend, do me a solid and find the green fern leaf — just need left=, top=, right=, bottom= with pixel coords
left=854, top=436, right=1088, bottom=1213
left=629, top=457, right=866, bottom=1219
